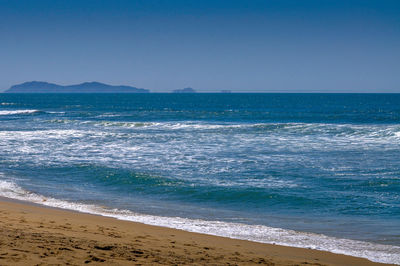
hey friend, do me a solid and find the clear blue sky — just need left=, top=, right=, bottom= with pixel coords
left=1, top=0, right=399, bottom=92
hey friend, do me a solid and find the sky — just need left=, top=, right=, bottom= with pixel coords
left=0, top=0, right=399, bottom=92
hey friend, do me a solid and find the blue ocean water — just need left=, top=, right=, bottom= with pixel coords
left=0, top=93, right=399, bottom=263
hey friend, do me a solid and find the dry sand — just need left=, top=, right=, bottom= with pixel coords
left=0, top=198, right=391, bottom=265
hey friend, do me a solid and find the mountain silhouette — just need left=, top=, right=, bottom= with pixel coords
left=4, top=81, right=149, bottom=93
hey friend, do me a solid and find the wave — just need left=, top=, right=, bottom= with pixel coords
left=83, top=120, right=237, bottom=130
left=0, top=109, right=41, bottom=116
left=43, top=120, right=400, bottom=141
left=0, top=109, right=65, bottom=116
left=47, top=111, right=66, bottom=114
left=0, top=178, right=398, bottom=264
left=43, top=119, right=400, bottom=135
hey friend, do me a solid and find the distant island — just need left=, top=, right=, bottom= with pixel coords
left=4, top=81, right=149, bottom=93
left=172, top=87, right=196, bottom=93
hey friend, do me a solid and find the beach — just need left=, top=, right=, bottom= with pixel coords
left=0, top=198, right=390, bottom=266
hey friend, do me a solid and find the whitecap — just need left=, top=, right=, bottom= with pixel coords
left=0, top=109, right=40, bottom=115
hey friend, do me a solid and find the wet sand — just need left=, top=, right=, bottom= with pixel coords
left=0, top=198, right=391, bottom=265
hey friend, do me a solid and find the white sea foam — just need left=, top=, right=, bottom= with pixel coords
left=0, top=109, right=40, bottom=115
left=89, top=121, right=235, bottom=130
left=0, top=178, right=398, bottom=264
left=47, top=111, right=66, bottom=114
left=42, top=118, right=400, bottom=142
left=1, top=123, right=399, bottom=187
left=73, top=120, right=400, bottom=138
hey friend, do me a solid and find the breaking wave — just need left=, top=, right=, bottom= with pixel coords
left=0, top=109, right=41, bottom=115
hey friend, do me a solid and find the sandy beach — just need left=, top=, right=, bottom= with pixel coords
left=0, top=198, right=391, bottom=266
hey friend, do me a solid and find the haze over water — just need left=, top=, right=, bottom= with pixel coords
left=0, top=93, right=399, bottom=264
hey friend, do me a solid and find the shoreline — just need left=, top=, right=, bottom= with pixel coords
left=0, top=197, right=393, bottom=265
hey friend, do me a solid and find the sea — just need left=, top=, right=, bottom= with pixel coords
left=0, top=93, right=399, bottom=264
